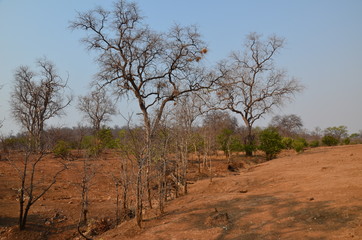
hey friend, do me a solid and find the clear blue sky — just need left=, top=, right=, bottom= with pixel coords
left=1, top=0, right=362, bottom=135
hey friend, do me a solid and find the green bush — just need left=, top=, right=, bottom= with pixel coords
left=81, top=135, right=102, bottom=156
left=281, top=137, right=293, bottom=149
left=80, top=129, right=119, bottom=156
left=292, top=138, right=307, bottom=153
left=342, top=137, right=350, bottom=145
left=98, top=128, right=119, bottom=149
left=53, top=140, right=71, bottom=159
left=309, top=140, right=320, bottom=148
left=217, top=129, right=233, bottom=156
left=81, top=135, right=97, bottom=149
left=258, top=128, right=283, bottom=160
left=321, top=135, right=339, bottom=146
left=230, top=137, right=244, bottom=152
left=2, top=136, right=27, bottom=150
left=244, top=144, right=257, bottom=155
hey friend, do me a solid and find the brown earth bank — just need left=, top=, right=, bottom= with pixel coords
left=1, top=145, right=362, bottom=239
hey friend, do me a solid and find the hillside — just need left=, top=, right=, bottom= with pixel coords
left=1, top=145, right=361, bottom=239
left=99, top=145, right=362, bottom=240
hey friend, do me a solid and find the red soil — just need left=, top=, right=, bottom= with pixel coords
left=1, top=145, right=362, bottom=239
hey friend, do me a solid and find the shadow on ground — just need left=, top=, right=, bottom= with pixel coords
left=161, top=193, right=361, bottom=240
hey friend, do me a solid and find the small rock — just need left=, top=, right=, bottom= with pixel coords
left=309, top=197, right=314, bottom=201
left=239, top=190, right=248, bottom=193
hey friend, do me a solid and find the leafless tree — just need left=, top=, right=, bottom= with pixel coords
left=11, top=58, right=72, bottom=151
left=70, top=0, right=213, bottom=226
left=118, top=120, right=147, bottom=227
left=78, top=87, right=117, bottom=133
left=215, top=33, right=303, bottom=156
left=6, top=145, right=67, bottom=230
left=152, top=122, right=173, bottom=214
left=270, top=114, right=303, bottom=137
left=172, top=94, right=205, bottom=194
left=77, top=154, right=96, bottom=240
left=108, top=124, right=136, bottom=224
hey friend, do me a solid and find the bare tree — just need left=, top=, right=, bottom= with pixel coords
left=77, top=154, right=96, bottom=240
left=215, top=33, right=303, bottom=156
left=110, top=121, right=136, bottom=224
left=151, top=122, right=173, bottom=214
left=117, top=119, right=147, bottom=227
left=172, top=94, right=205, bottom=194
left=78, top=87, right=117, bottom=133
left=7, top=59, right=71, bottom=229
left=70, top=0, right=213, bottom=226
left=270, top=114, right=303, bottom=137
left=6, top=145, right=67, bottom=230
left=11, top=58, right=72, bottom=151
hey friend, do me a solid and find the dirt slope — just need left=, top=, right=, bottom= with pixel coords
left=99, top=145, right=362, bottom=240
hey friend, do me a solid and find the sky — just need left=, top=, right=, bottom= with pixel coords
left=0, top=0, right=362, bottom=136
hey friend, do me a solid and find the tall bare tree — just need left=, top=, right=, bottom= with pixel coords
left=78, top=87, right=117, bottom=133
left=70, top=0, right=213, bottom=226
left=11, top=58, right=72, bottom=151
left=215, top=33, right=303, bottom=156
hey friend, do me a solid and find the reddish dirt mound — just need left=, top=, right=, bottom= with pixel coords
left=0, top=145, right=361, bottom=239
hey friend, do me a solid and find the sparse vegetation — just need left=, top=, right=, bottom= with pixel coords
left=258, top=127, right=283, bottom=160
left=53, top=140, right=71, bottom=159
left=281, top=137, right=294, bottom=149
left=309, top=140, right=320, bottom=148
left=292, top=138, right=308, bottom=153
left=322, top=135, right=339, bottom=146
left=214, top=34, right=303, bottom=156
left=1, top=1, right=360, bottom=239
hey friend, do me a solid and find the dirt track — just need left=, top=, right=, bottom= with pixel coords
left=1, top=145, right=362, bottom=239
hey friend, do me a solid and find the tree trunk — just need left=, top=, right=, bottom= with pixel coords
left=146, top=166, right=152, bottom=209
left=175, top=163, right=179, bottom=198
left=20, top=200, right=32, bottom=230
left=136, top=167, right=143, bottom=227
left=19, top=190, right=25, bottom=230
left=158, top=172, right=165, bottom=214
left=245, top=125, right=254, bottom=156
left=144, top=124, right=153, bottom=210
left=115, top=182, right=120, bottom=224
left=182, top=143, right=188, bottom=195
